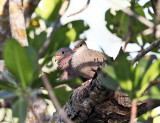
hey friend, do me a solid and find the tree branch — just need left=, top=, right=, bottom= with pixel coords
left=153, top=0, right=160, bottom=38
left=49, top=70, right=160, bottom=122
left=122, top=8, right=154, bottom=28
left=133, top=39, right=160, bottom=62
left=38, top=65, right=73, bottom=123
left=9, top=0, right=28, bottom=46
left=67, top=0, right=90, bottom=17
left=150, top=0, right=157, bottom=15
left=29, top=102, right=43, bottom=123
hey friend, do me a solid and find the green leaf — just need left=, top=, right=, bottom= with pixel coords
left=0, top=71, right=17, bottom=87
left=54, top=87, right=73, bottom=106
left=31, top=70, right=63, bottom=88
left=41, top=0, right=64, bottom=22
left=0, top=80, right=16, bottom=92
left=150, top=84, right=160, bottom=99
left=114, top=50, right=133, bottom=98
left=24, top=46, right=39, bottom=80
left=0, top=90, right=17, bottom=99
left=136, top=59, right=160, bottom=97
left=101, top=66, right=119, bottom=90
left=133, top=65, right=142, bottom=91
left=13, top=98, right=28, bottom=123
left=4, top=39, right=36, bottom=90
left=133, top=56, right=157, bottom=92
left=28, top=31, right=47, bottom=52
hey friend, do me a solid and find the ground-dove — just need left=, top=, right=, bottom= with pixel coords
left=71, top=40, right=107, bottom=80
left=55, top=48, right=79, bottom=89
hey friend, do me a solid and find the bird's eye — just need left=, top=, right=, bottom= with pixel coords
left=80, top=44, right=82, bottom=47
left=62, top=51, right=64, bottom=54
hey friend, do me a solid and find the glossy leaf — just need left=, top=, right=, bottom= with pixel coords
left=41, top=0, right=64, bottom=21
left=4, top=39, right=37, bottom=90
left=136, top=59, right=160, bottom=97
left=114, top=51, right=133, bottom=98
left=13, top=98, right=28, bottom=123
left=150, top=84, right=160, bottom=99
left=133, top=56, right=157, bottom=91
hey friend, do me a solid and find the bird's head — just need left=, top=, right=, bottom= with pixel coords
left=73, top=40, right=88, bottom=52
left=55, top=48, right=73, bottom=62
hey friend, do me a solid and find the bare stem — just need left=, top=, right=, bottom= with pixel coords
left=130, top=98, right=137, bottom=123
left=29, top=102, right=43, bottom=123
left=67, top=0, right=90, bottom=17
left=122, top=9, right=154, bottom=28
left=38, top=65, right=73, bottom=123
left=133, top=39, right=160, bottom=63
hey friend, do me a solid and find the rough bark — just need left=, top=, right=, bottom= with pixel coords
left=50, top=71, right=160, bottom=123
left=0, top=0, right=40, bottom=58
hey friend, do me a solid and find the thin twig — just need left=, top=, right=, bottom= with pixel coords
left=150, top=0, right=157, bottom=15
left=67, top=0, right=90, bottom=17
left=133, top=39, right=160, bottom=63
left=38, top=0, right=69, bottom=58
left=130, top=98, right=137, bottom=123
left=123, top=0, right=135, bottom=52
left=122, top=8, right=154, bottom=28
left=109, top=0, right=154, bottom=28
left=29, top=102, right=43, bottom=123
left=38, top=65, right=73, bottom=123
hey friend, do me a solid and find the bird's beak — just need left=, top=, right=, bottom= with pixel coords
left=55, top=55, right=60, bottom=62
left=73, top=48, right=78, bottom=51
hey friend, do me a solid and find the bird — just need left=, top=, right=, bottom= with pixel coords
left=55, top=47, right=79, bottom=89
left=71, top=40, right=108, bottom=80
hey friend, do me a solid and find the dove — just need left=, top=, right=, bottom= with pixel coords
left=55, top=48, right=79, bottom=89
left=71, top=40, right=107, bottom=80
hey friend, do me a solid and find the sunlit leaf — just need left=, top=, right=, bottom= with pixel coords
left=114, top=50, right=133, bottom=98
left=150, top=84, right=160, bottom=100
left=133, top=56, right=157, bottom=92
left=136, top=59, right=160, bottom=97
left=41, top=0, right=65, bottom=21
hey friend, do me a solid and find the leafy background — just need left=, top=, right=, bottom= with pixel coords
left=0, top=0, right=160, bottom=122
